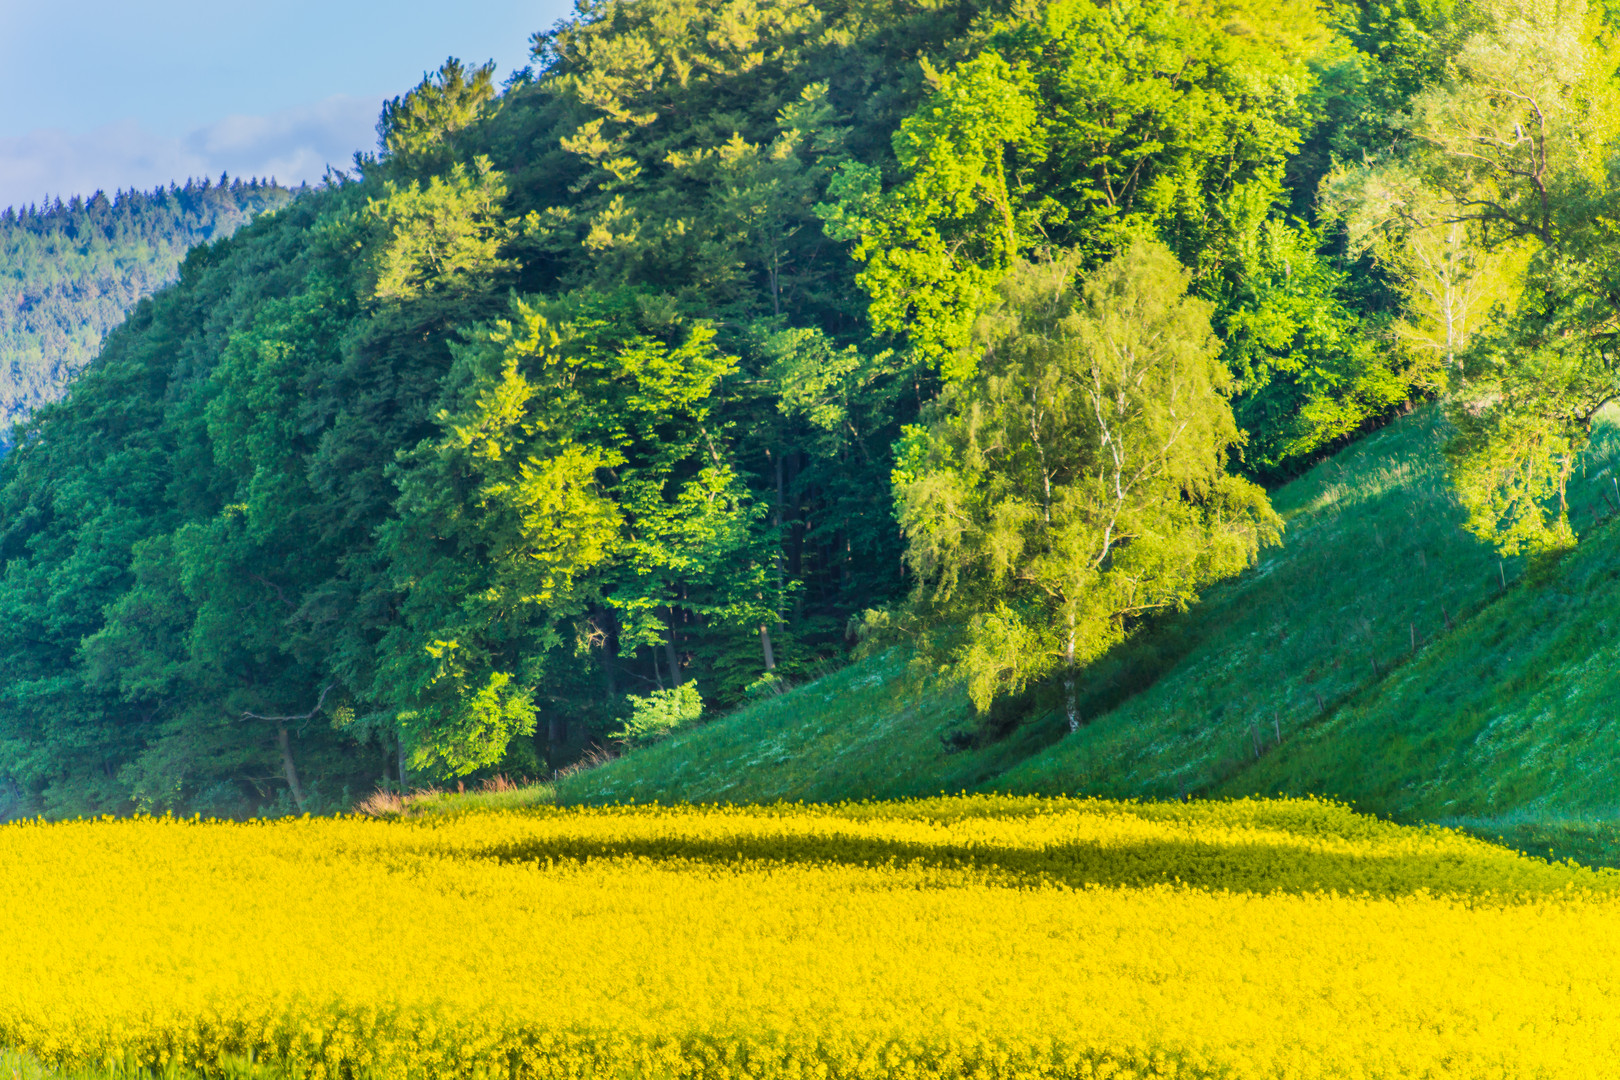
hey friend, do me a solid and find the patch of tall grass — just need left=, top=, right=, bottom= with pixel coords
left=355, top=775, right=555, bottom=818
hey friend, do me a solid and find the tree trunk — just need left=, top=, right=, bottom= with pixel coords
left=760, top=625, right=776, bottom=672
left=1065, top=614, right=1079, bottom=734
left=789, top=451, right=805, bottom=583
left=769, top=244, right=783, bottom=317
left=601, top=609, right=620, bottom=698
left=547, top=715, right=568, bottom=771
left=664, top=608, right=682, bottom=688
left=775, top=450, right=786, bottom=576
left=397, top=732, right=409, bottom=793
left=278, top=722, right=307, bottom=811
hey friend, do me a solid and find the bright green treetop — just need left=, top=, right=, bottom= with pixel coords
left=890, top=242, right=1280, bottom=718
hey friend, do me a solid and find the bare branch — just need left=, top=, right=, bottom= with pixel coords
left=242, top=683, right=334, bottom=724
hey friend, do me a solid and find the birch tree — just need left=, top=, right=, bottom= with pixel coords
left=1329, top=0, right=1620, bottom=553
left=1327, top=166, right=1527, bottom=373
left=892, top=242, right=1281, bottom=724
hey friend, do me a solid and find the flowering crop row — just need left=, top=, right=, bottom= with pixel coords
left=2, top=795, right=1617, bottom=1078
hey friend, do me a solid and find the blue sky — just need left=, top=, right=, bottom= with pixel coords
left=0, top=0, right=572, bottom=209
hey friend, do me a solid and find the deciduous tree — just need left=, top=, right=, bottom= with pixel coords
left=890, top=242, right=1280, bottom=723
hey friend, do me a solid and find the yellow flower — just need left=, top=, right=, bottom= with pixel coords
left=0, top=796, right=1615, bottom=1078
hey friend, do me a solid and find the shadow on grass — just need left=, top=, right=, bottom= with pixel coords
left=1445, top=816, right=1620, bottom=871
left=451, top=826, right=1617, bottom=899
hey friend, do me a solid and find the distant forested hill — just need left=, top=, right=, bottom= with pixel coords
left=0, top=178, right=297, bottom=441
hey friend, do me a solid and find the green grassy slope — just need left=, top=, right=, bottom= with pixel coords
left=991, top=411, right=1606, bottom=797
left=1235, top=513, right=1620, bottom=819
left=557, top=652, right=1064, bottom=804
left=560, top=408, right=1620, bottom=847
left=996, top=409, right=1620, bottom=809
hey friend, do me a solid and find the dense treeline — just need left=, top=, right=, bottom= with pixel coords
left=0, top=0, right=1594, bottom=817
left=0, top=178, right=297, bottom=445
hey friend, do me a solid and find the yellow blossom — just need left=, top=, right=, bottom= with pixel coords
left=0, top=796, right=1615, bottom=1078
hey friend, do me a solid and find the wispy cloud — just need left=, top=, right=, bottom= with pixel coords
left=0, top=95, right=382, bottom=209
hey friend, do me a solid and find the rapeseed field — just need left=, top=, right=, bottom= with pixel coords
left=3, top=795, right=1618, bottom=1079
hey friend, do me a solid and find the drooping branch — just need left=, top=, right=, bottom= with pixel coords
left=241, top=683, right=334, bottom=724
left=249, top=574, right=297, bottom=611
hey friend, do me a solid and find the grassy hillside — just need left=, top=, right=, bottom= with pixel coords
left=990, top=408, right=1618, bottom=799
left=556, top=653, right=1052, bottom=806
left=1236, top=517, right=1620, bottom=820
left=559, top=407, right=1620, bottom=859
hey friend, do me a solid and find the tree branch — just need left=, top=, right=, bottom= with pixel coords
left=242, top=683, right=334, bottom=724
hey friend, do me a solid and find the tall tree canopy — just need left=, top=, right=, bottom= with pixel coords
left=821, top=0, right=1417, bottom=473
left=0, top=0, right=1533, bottom=818
left=1333, top=0, right=1620, bottom=554
left=889, top=244, right=1280, bottom=721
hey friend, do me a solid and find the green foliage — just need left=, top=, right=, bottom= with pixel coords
left=526, top=0, right=866, bottom=316
left=822, top=53, right=1037, bottom=378
left=992, top=0, right=1325, bottom=273
left=890, top=243, right=1280, bottom=714
left=818, top=0, right=1412, bottom=471
left=376, top=58, right=499, bottom=171
left=613, top=684, right=704, bottom=747
left=373, top=291, right=771, bottom=775
left=2, top=0, right=1569, bottom=817
left=1331, top=0, right=1620, bottom=552
left=367, top=157, right=517, bottom=302
left=1219, top=220, right=1411, bottom=474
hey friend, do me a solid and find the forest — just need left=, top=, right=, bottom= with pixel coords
left=0, top=178, right=296, bottom=448
left=0, top=0, right=1612, bottom=819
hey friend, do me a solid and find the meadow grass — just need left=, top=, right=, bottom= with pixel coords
left=1232, top=509, right=1620, bottom=823
left=554, top=651, right=1060, bottom=807
left=356, top=777, right=557, bottom=818
left=991, top=408, right=1620, bottom=799
left=1440, top=814, right=1620, bottom=868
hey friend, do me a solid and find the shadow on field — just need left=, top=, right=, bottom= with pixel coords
left=450, top=829, right=1613, bottom=899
